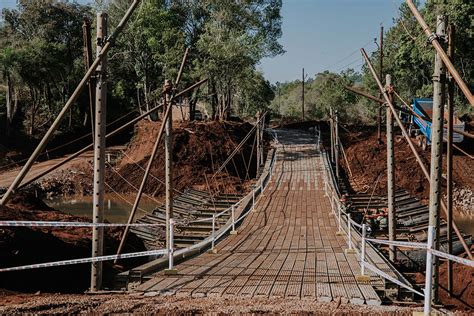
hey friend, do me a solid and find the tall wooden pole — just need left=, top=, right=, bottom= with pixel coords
left=302, top=68, right=305, bottom=121
left=446, top=23, right=455, bottom=296
left=385, top=74, right=396, bottom=262
left=260, top=113, right=265, bottom=167
left=377, top=26, right=383, bottom=144
left=91, top=12, right=107, bottom=292
left=82, top=18, right=95, bottom=132
left=329, top=108, right=334, bottom=163
left=428, top=15, right=446, bottom=304
left=164, top=80, right=174, bottom=252
left=334, top=110, right=340, bottom=180
left=256, top=111, right=261, bottom=174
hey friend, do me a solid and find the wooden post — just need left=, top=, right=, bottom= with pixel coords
left=82, top=18, right=95, bottom=132
left=428, top=15, right=446, bottom=304
left=385, top=74, right=396, bottom=262
left=334, top=110, right=340, bottom=180
left=302, top=68, right=305, bottom=121
left=91, top=12, right=107, bottom=292
left=377, top=26, right=383, bottom=144
left=164, top=80, right=174, bottom=252
left=260, top=113, right=265, bottom=166
left=446, top=23, right=455, bottom=296
left=256, top=111, right=261, bottom=174
left=329, top=108, right=334, bottom=163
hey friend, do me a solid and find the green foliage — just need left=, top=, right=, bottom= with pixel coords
left=0, top=1, right=92, bottom=135
left=363, top=0, right=473, bottom=116
left=271, top=69, right=365, bottom=123
left=0, top=0, right=283, bottom=139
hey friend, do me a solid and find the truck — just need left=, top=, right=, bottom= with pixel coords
left=408, top=98, right=465, bottom=150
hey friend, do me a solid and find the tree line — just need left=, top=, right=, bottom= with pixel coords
left=272, top=0, right=473, bottom=124
left=0, top=0, right=283, bottom=139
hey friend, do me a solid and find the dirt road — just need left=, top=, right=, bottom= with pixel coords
left=0, top=146, right=125, bottom=189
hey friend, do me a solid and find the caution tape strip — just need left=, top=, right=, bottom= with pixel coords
left=430, top=249, right=474, bottom=267
left=0, top=221, right=165, bottom=228
left=0, top=249, right=167, bottom=273
left=363, top=261, right=424, bottom=297
left=366, top=238, right=427, bottom=250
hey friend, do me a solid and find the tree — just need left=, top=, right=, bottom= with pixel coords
left=1, top=1, right=92, bottom=135
left=0, top=47, right=20, bottom=135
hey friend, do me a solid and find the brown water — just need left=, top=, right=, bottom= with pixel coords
left=46, top=194, right=159, bottom=223
left=455, top=212, right=474, bottom=236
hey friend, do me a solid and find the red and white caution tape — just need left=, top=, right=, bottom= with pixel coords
left=363, top=261, right=424, bottom=297
left=430, top=249, right=474, bottom=267
left=0, top=220, right=165, bottom=228
left=0, top=249, right=167, bottom=273
left=366, top=238, right=427, bottom=250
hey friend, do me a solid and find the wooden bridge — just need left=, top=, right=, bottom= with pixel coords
left=128, top=129, right=403, bottom=305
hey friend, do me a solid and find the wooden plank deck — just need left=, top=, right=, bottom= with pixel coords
left=136, top=129, right=383, bottom=304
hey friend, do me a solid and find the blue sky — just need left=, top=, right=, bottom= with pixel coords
left=258, top=0, right=413, bottom=83
left=1, top=0, right=422, bottom=83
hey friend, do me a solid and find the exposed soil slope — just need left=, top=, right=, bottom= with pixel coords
left=341, top=132, right=431, bottom=199
left=108, top=120, right=265, bottom=196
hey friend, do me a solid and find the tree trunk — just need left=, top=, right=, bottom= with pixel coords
left=210, top=80, right=217, bottom=120
left=5, top=74, right=12, bottom=135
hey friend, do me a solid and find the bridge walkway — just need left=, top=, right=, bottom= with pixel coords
left=136, top=129, right=383, bottom=305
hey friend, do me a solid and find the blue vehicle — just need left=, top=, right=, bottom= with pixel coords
left=408, top=98, right=465, bottom=150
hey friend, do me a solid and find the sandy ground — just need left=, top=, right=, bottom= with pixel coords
left=0, top=292, right=425, bottom=315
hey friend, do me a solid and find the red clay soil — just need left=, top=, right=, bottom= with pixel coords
left=413, top=255, right=474, bottom=311
left=341, top=132, right=431, bottom=199
left=107, top=120, right=264, bottom=197
left=0, top=192, right=146, bottom=293
left=339, top=124, right=474, bottom=199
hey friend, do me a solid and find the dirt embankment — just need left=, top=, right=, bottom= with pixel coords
left=412, top=258, right=474, bottom=311
left=339, top=125, right=474, bottom=203
left=341, top=132, right=431, bottom=199
left=0, top=192, right=146, bottom=293
left=107, top=120, right=265, bottom=196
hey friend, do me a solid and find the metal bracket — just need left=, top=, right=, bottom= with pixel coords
left=427, top=32, right=438, bottom=43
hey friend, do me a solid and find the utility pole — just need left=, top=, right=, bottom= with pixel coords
left=82, top=18, right=95, bottom=132
left=260, top=113, right=265, bottom=168
left=256, top=111, right=261, bottom=174
left=385, top=74, right=396, bottom=262
left=302, top=68, right=305, bottom=121
left=427, top=15, right=446, bottom=305
left=334, top=110, right=339, bottom=180
left=329, top=108, right=334, bottom=163
left=91, top=12, right=107, bottom=292
left=377, top=26, right=383, bottom=144
left=446, top=23, right=455, bottom=296
left=164, top=80, right=173, bottom=253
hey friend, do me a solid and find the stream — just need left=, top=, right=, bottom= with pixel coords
left=47, top=194, right=159, bottom=223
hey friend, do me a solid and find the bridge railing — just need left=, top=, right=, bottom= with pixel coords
left=317, top=125, right=474, bottom=315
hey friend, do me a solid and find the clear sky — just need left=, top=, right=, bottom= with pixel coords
left=258, top=0, right=413, bottom=83
left=1, top=0, right=422, bottom=83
